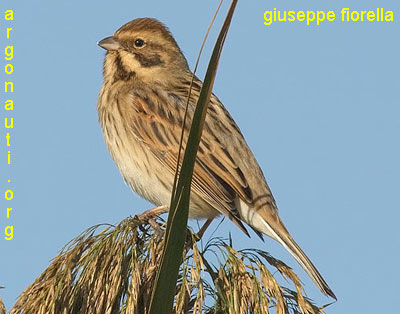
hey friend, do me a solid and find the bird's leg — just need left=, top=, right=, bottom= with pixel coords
left=185, top=219, right=214, bottom=251
left=194, top=218, right=213, bottom=241
left=137, top=205, right=168, bottom=221
left=137, top=205, right=168, bottom=233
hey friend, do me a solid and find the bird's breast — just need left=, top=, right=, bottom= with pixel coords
left=98, top=85, right=173, bottom=207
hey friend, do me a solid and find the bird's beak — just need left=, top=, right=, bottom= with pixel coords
left=98, top=36, right=121, bottom=51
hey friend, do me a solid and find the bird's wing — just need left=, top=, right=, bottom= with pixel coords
left=127, top=87, right=254, bottom=234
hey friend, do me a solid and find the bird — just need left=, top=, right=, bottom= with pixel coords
left=97, top=17, right=336, bottom=299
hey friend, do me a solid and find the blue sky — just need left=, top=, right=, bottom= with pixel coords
left=1, top=0, right=399, bottom=313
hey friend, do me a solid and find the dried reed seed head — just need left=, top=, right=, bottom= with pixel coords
left=9, top=215, right=324, bottom=314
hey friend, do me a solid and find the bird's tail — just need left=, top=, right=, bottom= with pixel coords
left=260, top=214, right=337, bottom=299
left=238, top=199, right=336, bottom=299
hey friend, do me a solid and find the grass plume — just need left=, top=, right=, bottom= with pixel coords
left=9, top=211, right=326, bottom=314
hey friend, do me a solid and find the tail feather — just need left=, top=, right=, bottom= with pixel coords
left=276, top=228, right=336, bottom=299
left=261, top=217, right=337, bottom=299
left=237, top=200, right=336, bottom=299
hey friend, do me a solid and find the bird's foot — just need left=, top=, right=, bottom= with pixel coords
left=137, top=205, right=168, bottom=221
left=136, top=205, right=168, bottom=234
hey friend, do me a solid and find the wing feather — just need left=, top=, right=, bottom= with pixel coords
left=128, top=83, right=253, bottom=229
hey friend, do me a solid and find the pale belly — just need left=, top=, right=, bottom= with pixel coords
left=105, top=129, right=220, bottom=220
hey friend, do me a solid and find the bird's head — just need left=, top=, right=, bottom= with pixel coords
left=98, top=18, right=189, bottom=84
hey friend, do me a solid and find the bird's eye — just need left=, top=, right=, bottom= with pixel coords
left=134, top=38, right=145, bottom=48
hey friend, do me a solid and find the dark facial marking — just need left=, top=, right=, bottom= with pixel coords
left=114, top=54, right=136, bottom=81
left=134, top=52, right=163, bottom=68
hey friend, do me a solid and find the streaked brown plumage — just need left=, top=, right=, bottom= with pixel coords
left=97, top=18, right=336, bottom=299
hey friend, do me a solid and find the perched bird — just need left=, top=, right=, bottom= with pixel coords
left=97, top=17, right=336, bottom=299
